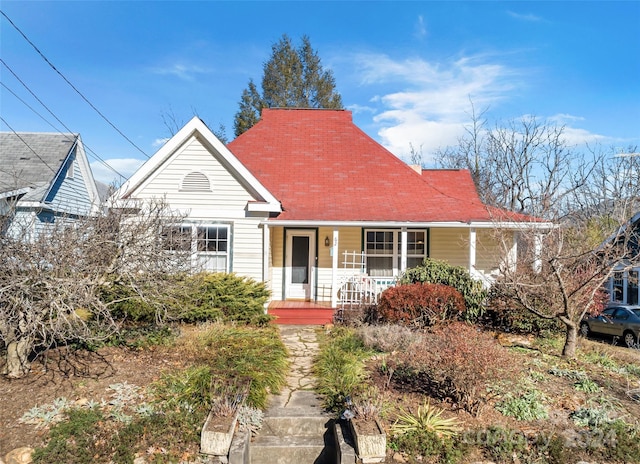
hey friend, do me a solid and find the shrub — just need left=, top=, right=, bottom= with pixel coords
left=315, top=327, right=373, bottom=411
left=485, top=286, right=564, bottom=334
left=400, top=258, right=488, bottom=320
left=389, top=323, right=520, bottom=416
left=101, top=273, right=272, bottom=325
left=374, top=283, right=466, bottom=327
left=357, top=324, right=423, bottom=353
left=186, top=324, right=288, bottom=408
left=171, top=273, right=271, bottom=324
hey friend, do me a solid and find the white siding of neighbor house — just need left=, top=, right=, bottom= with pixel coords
left=131, top=135, right=266, bottom=280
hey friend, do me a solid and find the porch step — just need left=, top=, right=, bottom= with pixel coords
left=268, top=308, right=334, bottom=325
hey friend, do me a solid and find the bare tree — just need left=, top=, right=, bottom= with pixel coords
left=0, top=199, right=190, bottom=378
left=491, top=218, right=639, bottom=358
left=436, top=111, right=602, bottom=220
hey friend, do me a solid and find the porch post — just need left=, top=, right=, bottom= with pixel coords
left=262, top=224, right=270, bottom=283
left=469, top=227, right=477, bottom=276
left=400, top=227, right=407, bottom=273
left=508, top=231, right=518, bottom=272
left=533, top=233, right=543, bottom=273
left=331, top=228, right=339, bottom=308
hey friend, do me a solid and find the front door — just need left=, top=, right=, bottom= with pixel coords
left=285, top=230, right=315, bottom=300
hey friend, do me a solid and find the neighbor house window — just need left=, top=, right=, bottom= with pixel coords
left=612, top=271, right=624, bottom=302
left=365, top=229, right=427, bottom=277
left=628, top=271, right=638, bottom=305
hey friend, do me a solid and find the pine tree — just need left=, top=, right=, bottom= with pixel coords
left=233, top=34, right=343, bottom=137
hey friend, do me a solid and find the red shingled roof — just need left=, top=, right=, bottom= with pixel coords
left=228, top=108, right=529, bottom=223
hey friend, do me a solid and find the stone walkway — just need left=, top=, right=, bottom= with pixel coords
left=270, top=325, right=321, bottom=406
left=249, top=325, right=338, bottom=464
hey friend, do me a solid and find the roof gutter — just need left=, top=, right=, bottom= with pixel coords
left=260, top=219, right=555, bottom=229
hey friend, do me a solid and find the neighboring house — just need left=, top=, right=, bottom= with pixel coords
left=0, top=132, right=102, bottom=240
left=113, top=109, right=550, bottom=308
left=605, top=211, right=640, bottom=305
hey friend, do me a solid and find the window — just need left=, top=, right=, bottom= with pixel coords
left=162, top=225, right=192, bottom=251
left=161, top=224, right=230, bottom=273
left=365, top=229, right=427, bottom=277
left=196, top=225, right=229, bottom=273
left=612, top=272, right=624, bottom=302
left=628, top=271, right=638, bottom=305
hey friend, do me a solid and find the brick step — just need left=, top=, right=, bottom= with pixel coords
left=268, top=308, right=334, bottom=325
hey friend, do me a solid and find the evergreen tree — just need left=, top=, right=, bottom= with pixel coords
left=233, top=34, right=343, bottom=137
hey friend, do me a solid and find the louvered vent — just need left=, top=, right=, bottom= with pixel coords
left=180, top=171, right=211, bottom=192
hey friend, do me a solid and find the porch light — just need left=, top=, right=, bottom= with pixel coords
left=325, top=236, right=330, bottom=247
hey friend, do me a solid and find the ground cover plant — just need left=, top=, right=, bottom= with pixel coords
left=1, top=322, right=288, bottom=463
left=320, top=322, right=640, bottom=463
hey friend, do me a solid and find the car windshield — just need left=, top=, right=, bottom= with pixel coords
left=632, top=308, right=640, bottom=317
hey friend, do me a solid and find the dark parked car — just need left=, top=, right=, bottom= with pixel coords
left=580, top=304, right=640, bottom=348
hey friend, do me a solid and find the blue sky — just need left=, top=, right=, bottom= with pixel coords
left=2, top=1, right=639, bottom=185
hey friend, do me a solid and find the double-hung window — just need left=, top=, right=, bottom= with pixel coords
left=162, top=224, right=230, bottom=273
left=365, top=229, right=426, bottom=277
left=196, top=225, right=229, bottom=273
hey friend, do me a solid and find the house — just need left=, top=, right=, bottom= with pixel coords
left=0, top=132, right=102, bottom=240
left=605, top=211, right=640, bottom=305
left=113, top=109, right=549, bottom=317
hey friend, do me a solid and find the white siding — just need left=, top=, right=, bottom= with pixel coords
left=130, top=134, right=267, bottom=280
left=134, top=136, right=256, bottom=216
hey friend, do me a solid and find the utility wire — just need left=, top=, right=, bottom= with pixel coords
left=1, top=10, right=150, bottom=160
left=0, top=116, right=108, bottom=203
left=1, top=61, right=126, bottom=180
left=0, top=116, right=58, bottom=174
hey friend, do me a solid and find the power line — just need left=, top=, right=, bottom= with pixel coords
left=1, top=60, right=126, bottom=180
left=0, top=10, right=150, bottom=160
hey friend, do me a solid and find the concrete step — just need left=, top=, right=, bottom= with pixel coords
left=250, top=433, right=336, bottom=464
left=262, top=413, right=332, bottom=436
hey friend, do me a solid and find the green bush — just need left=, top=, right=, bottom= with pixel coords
left=170, top=273, right=271, bottom=324
left=400, top=258, right=488, bottom=321
left=101, top=273, right=272, bottom=325
left=374, top=283, right=466, bottom=327
left=315, top=327, right=373, bottom=411
left=189, top=324, right=288, bottom=408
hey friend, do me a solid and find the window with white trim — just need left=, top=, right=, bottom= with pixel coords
left=365, top=229, right=427, bottom=277
left=161, top=224, right=230, bottom=273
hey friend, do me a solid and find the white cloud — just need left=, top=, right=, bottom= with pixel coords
left=507, top=11, right=544, bottom=22
left=149, top=63, right=210, bottom=81
left=414, top=15, right=427, bottom=40
left=153, top=137, right=170, bottom=147
left=90, top=158, right=145, bottom=185
left=351, top=52, right=521, bottom=160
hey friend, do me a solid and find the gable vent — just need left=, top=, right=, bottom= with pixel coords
left=180, top=171, right=211, bottom=192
